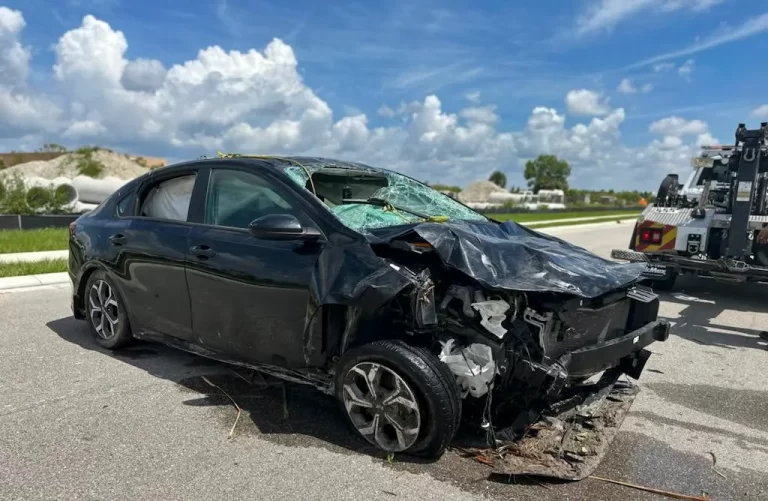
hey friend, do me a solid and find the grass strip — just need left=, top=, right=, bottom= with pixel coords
left=0, top=258, right=68, bottom=278
left=0, top=228, right=69, bottom=253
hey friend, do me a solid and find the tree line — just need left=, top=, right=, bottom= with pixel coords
left=432, top=153, right=654, bottom=205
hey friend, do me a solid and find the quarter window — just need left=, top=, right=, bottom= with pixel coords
left=205, top=169, right=308, bottom=229
left=116, top=192, right=133, bottom=216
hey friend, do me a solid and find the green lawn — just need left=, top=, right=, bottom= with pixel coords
left=0, top=258, right=68, bottom=278
left=0, top=228, right=69, bottom=254
left=493, top=209, right=642, bottom=223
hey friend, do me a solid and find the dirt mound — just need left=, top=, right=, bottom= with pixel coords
left=2, top=148, right=151, bottom=180
left=458, top=180, right=508, bottom=203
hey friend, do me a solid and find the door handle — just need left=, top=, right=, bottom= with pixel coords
left=109, top=234, right=126, bottom=246
left=189, top=245, right=216, bottom=258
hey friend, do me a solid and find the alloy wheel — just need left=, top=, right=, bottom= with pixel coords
left=88, top=279, right=119, bottom=339
left=341, top=362, right=422, bottom=452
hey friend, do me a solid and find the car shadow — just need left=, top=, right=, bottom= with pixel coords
left=45, top=316, right=446, bottom=465
left=658, top=275, right=768, bottom=351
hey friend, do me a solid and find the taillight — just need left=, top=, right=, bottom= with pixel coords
left=640, top=228, right=663, bottom=244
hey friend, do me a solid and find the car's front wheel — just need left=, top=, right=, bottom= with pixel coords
left=334, top=339, right=462, bottom=458
left=84, top=269, right=133, bottom=350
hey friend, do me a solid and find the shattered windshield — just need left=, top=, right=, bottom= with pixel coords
left=282, top=160, right=487, bottom=232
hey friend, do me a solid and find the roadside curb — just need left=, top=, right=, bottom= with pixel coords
left=0, top=272, right=69, bottom=291
left=532, top=217, right=637, bottom=232
left=0, top=249, right=68, bottom=264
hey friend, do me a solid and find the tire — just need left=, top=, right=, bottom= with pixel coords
left=84, top=269, right=133, bottom=350
left=334, top=339, right=462, bottom=458
left=651, top=271, right=677, bottom=291
left=656, top=174, right=678, bottom=204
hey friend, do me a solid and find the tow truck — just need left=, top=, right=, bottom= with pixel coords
left=611, top=122, right=768, bottom=290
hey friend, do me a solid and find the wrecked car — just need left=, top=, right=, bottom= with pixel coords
left=68, top=155, right=670, bottom=464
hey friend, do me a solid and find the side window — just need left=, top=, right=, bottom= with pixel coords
left=205, top=169, right=309, bottom=229
left=116, top=192, right=133, bottom=216
left=140, top=173, right=197, bottom=221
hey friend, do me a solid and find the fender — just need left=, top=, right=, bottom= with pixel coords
left=71, top=259, right=124, bottom=319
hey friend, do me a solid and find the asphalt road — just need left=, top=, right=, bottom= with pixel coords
left=2, top=221, right=767, bottom=501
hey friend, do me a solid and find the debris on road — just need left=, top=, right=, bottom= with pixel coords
left=201, top=375, right=243, bottom=440
left=455, top=372, right=639, bottom=481
left=589, top=475, right=712, bottom=501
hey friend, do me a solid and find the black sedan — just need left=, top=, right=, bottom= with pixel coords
left=68, top=155, right=669, bottom=459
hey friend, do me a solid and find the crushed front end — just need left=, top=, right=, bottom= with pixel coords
left=419, top=277, right=669, bottom=480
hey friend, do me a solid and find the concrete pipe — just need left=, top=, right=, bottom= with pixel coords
left=71, top=201, right=100, bottom=213
left=21, top=176, right=80, bottom=209
left=71, top=175, right=129, bottom=205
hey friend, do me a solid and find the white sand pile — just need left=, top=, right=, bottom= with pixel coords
left=458, top=180, right=508, bottom=203
left=3, top=149, right=151, bottom=180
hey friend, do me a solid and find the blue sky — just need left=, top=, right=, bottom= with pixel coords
left=2, top=0, right=768, bottom=190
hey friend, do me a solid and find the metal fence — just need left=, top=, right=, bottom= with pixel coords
left=0, top=214, right=80, bottom=230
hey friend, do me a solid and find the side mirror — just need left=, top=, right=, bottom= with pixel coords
left=248, top=214, right=322, bottom=241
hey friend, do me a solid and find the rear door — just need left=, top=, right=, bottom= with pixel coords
left=113, top=166, right=204, bottom=341
left=184, top=164, right=327, bottom=368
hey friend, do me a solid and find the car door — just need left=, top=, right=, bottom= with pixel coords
left=112, top=167, right=202, bottom=341
left=184, top=165, right=327, bottom=369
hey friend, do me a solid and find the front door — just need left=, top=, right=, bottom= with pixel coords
left=184, top=167, right=326, bottom=368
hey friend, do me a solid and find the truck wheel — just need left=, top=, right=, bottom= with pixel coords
left=334, top=339, right=462, bottom=458
left=754, top=241, right=768, bottom=267
left=651, top=271, right=677, bottom=291
left=656, top=174, right=678, bottom=203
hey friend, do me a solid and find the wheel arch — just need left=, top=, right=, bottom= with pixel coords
left=72, top=261, right=124, bottom=319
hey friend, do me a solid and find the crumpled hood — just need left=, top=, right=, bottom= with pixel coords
left=365, top=219, right=647, bottom=299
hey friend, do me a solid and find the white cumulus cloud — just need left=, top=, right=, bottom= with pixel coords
left=751, top=105, right=768, bottom=118
left=649, top=116, right=709, bottom=137
left=0, top=8, right=716, bottom=190
left=565, top=89, right=612, bottom=116
left=618, top=78, right=636, bottom=94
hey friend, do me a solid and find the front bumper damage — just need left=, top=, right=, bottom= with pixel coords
left=461, top=367, right=642, bottom=481
left=440, top=297, right=670, bottom=481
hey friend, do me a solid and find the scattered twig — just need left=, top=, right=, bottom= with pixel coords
left=201, top=376, right=242, bottom=440
left=473, top=454, right=496, bottom=467
left=707, top=451, right=727, bottom=479
left=381, top=490, right=397, bottom=496
left=231, top=369, right=253, bottom=385
left=255, top=370, right=270, bottom=388
left=282, top=383, right=290, bottom=419
left=590, top=475, right=711, bottom=500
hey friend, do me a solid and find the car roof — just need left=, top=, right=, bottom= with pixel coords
left=153, top=155, right=400, bottom=179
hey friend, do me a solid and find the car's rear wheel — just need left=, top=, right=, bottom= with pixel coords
left=84, top=270, right=132, bottom=350
left=335, top=339, right=462, bottom=458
